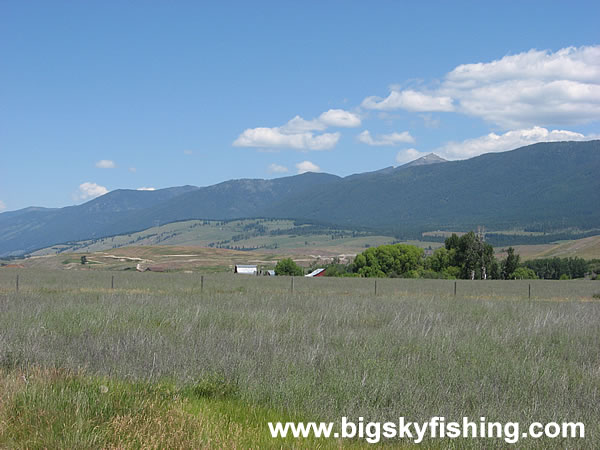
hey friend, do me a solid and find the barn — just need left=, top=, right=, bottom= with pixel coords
left=234, top=264, right=257, bottom=275
left=305, top=268, right=326, bottom=277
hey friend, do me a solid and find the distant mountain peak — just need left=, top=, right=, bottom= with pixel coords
left=402, top=153, right=448, bottom=168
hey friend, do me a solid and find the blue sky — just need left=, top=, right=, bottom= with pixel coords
left=1, top=1, right=599, bottom=211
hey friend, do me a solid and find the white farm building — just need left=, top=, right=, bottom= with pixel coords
left=234, top=264, right=257, bottom=275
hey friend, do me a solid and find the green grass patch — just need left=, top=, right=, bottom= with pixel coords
left=0, top=368, right=342, bottom=449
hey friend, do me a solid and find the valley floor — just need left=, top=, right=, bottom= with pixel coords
left=1, top=270, right=599, bottom=448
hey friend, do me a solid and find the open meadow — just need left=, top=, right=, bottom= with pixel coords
left=29, top=219, right=404, bottom=258
left=1, top=268, right=599, bottom=448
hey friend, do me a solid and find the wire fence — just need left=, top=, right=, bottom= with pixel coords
left=1, top=268, right=599, bottom=301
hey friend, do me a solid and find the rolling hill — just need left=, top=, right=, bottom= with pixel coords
left=29, top=218, right=403, bottom=260
left=0, top=186, right=199, bottom=257
left=0, top=173, right=340, bottom=256
left=1, top=140, right=599, bottom=257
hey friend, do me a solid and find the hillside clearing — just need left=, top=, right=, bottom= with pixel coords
left=509, top=235, right=600, bottom=260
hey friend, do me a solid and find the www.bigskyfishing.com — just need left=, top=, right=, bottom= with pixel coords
left=268, top=416, right=585, bottom=444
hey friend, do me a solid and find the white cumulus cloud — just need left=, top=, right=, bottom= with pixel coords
left=234, top=127, right=340, bottom=151
left=95, top=159, right=116, bottom=169
left=233, top=108, right=360, bottom=150
left=363, top=45, right=600, bottom=128
left=362, top=89, right=455, bottom=112
left=443, top=46, right=600, bottom=127
left=137, top=187, right=156, bottom=191
left=446, top=46, right=600, bottom=86
left=268, top=163, right=289, bottom=174
left=434, top=126, right=590, bottom=160
left=296, top=161, right=321, bottom=174
left=0, top=200, right=6, bottom=212
left=358, top=130, right=415, bottom=146
left=76, top=182, right=108, bottom=201
left=279, top=116, right=326, bottom=133
left=318, top=109, right=362, bottom=128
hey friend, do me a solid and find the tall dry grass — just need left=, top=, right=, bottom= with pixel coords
left=0, top=269, right=599, bottom=447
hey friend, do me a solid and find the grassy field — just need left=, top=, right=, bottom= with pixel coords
left=0, top=367, right=336, bottom=449
left=1, top=269, right=599, bottom=448
left=509, top=234, right=600, bottom=260
left=23, top=221, right=600, bottom=276
left=21, top=246, right=284, bottom=272
left=13, top=235, right=599, bottom=275
left=20, top=239, right=444, bottom=273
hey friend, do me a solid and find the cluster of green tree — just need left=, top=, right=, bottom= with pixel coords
left=154, top=231, right=180, bottom=243
left=431, top=232, right=499, bottom=279
left=210, top=243, right=266, bottom=251
left=523, top=257, right=594, bottom=280
left=315, top=233, right=541, bottom=280
left=495, top=247, right=537, bottom=279
left=589, top=260, right=600, bottom=278
left=241, top=221, right=268, bottom=234
left=424, top=234, right=539, bottom=279
left=323, top=260, right=357, bottom=277
left=274, top=258, right=304, bottom=276
left=274, top=234, right=599, bottom=281
left=231, top=233, right=257, bottom=242
left=268, top=225, right=371, bottom=238
left=352, top=244, right=425, bottom=278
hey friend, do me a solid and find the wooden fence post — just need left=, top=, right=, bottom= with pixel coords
left=374, top=280, right=377, bottom=296
left=291, top=277, right=294, bottom=293
left=454, top=281, right=457, bottom=297
left=111, top=275, right=114, bottom=290
left=528, top=283, right=531, bottom=300
left=201, top=275, right=204, bottom=293
left=16, top=274, right=19, bottom=293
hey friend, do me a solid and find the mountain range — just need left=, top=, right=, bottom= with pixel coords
left=1, top=140, right=599, bottom=257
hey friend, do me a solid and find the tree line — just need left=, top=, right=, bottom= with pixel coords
left=302, top=232, right=598, bottom=280
left=344, top=232, right=532, bottom=280
left=523, top=257, right=598, bottom=280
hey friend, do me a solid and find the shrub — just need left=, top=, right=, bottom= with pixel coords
left=510, top=267, right=537, bottom=280
left=274, top=258, right=303, bottom=276
left=352, top=244, right=424, bottom=278
left=441, top=266, right=460, bottom=279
